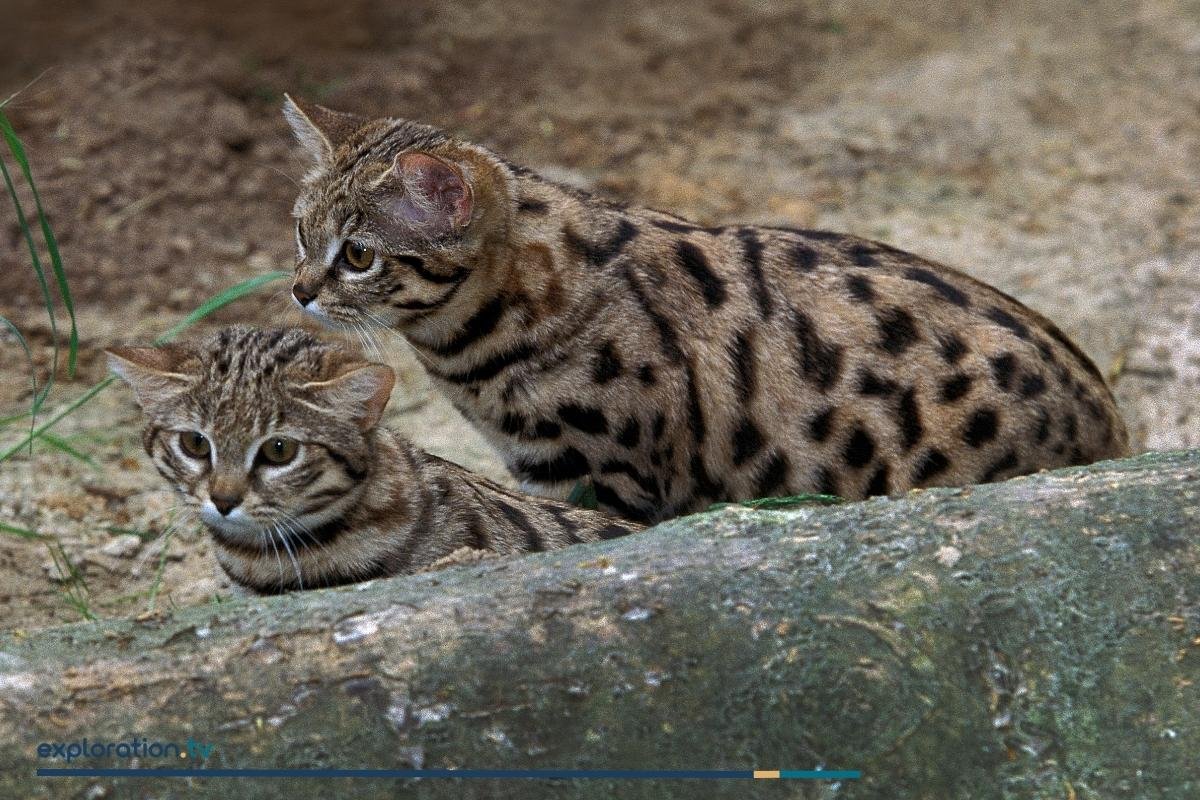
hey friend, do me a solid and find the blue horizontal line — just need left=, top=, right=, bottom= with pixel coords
left=37, top=768, right=861, bottom=781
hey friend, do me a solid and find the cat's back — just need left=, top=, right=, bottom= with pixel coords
left=612, top=211, right=1128, bottom=504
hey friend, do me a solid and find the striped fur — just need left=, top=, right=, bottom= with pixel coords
left=107, top=327, right=641, bottom=594
left=283, top=98, right=1130, bottom=524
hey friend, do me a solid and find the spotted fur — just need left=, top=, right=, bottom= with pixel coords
left=282, top=97, right=1130, bottom=523
left=107, top=327, right=641, bottom=594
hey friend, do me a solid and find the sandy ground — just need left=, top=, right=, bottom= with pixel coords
left=1, top=0, right=1198, bottom=631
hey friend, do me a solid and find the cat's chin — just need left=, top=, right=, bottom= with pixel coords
left=200, top=512, right=266, bottom=546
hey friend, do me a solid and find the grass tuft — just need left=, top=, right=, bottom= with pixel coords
left=45, top=540, right=95, bottom=621
left=0, top=109, right=78, bottom=378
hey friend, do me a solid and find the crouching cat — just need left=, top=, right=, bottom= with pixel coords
left=108, top=326, right=641, bottom=594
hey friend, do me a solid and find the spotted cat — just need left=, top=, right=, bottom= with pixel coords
left=107, top=326, right=641, bottom=594
left=281, top=96, right=1129, bottom=523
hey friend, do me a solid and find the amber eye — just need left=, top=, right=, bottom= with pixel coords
left=341, top=240, right=376, bottom=271
left=259, top=437, right=299, bottom=465
left=178, top=431, right=211, bottom=459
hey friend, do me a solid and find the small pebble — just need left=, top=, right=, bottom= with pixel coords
left=100, top=534, right=143, bottom=558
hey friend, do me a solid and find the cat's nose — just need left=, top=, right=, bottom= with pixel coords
left=292, top=281, right=316, bottom=307
left=210, top=491, right=243, bottom=516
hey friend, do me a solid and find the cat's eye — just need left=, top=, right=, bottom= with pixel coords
left=341, top=240, right=376, bottom=271
left=259, top=437, right=299, bottom=465
left=178, top=431, right=211, bottom=459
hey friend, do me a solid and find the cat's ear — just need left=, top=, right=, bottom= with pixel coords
left=106, top=346, right=193, bottom=409
left=375, top=151, right=474, bottom=235
left=300, top=363, right=395, bottom=431
left=282, top=94, right=366, bottom=164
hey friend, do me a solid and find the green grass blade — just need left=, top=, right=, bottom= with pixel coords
left=0, top=521, right=48, bottom=540
left=0, top=375, right=114, bottom=463
left=154, top=270, right=291, bottom=344
left=36, top=431, right=100, bottom=468
left=567, top=480, right=599, bottom=510
left=0, top=151, right=58, bottom=407
left=104, top=525, right=157, bottom=542
left=0, top=313, right=39, bottom=449
left=0, top=109, right=77, bottom=376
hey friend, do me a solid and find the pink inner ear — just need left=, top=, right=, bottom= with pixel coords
left=395, top=152, right=473, bottom=229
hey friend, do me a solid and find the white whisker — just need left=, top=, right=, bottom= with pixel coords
left=361, top=310, right=434, bottom=370
left=276, top=524, right=305, bottom=591
left=265, top=164, right=300, bottom=188
left=276, top=510, right=331, bottom=590
left=134, top=505, right=195, bottom=576
left=263, top=522, right=286, bottom=593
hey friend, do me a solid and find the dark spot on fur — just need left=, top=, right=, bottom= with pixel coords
left=1064, top=412, right=1078, bottom=443
left=558, top=404, right=609, bottom=435
left=876, top=306, right=921, bottom=355
left=622, top=266, right=683, bottom=362
left=592, top=482, right=647, bottom=521
left=591, top=340, right=623, bottom=384
left=564, top=219, right=639, bottom=267
left=599, top=460, right=660, bottom=499
left=981, top=449, right=1019, bottom=483
left=843, top=427, right=875, bottom=469
left=1020, top=373, right=1047, bottom=398
left=689, top=454, right=725, bottom=502
left=847, top=243, right=878, bottom=267
left=816, top=466, right=839, bottom=496
left=858, top=369, right=899, bottom=397
left=963, top=408, right=999, bottom=447
left=732, top=418, right=765, bottom=466
left=1034, top=408, right=1051, bottom=443
left=685, top=365, right=706, bottom=444
left=939, top=334, right=969, bottom=364
left=986, top=306, right=1031, bottom=340
left=808, top=407, right=836, bottom=442
left=790, top=242, right=818, bottom=271
left=756, top=452, right=789, bottom=496
left=516, top=448, right=590, bottom=483
left=903, top=267, right=970, bottom=307
left=988, top=353, right=1017, bottom=391
left=616, top=417, right=641, bottom=448
left=793, top=309, right=844, bottom=391
left=736, top=227, right=773, bottom=318
left=534, top=420, right=562, bottom=439
left=652, top=412, right=667, bottom=442
left=1042, top=320, right=1106, bottom=384
left=729, top=331, right=756, bottom=404
left=913, top=448, right=950, bottom=484
left=676, top=240, right=727, bottom=308
left=898, top=388, right=923, bottom=450
left=866, top=463, right=890, bottom=496
left=517, top=198, right=549, bottom=214
left=939, top=373, right=972, bottom=403
left=846, top=274, right=875, bottom=303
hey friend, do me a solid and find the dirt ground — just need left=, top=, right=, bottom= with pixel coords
left=1, top=0, right=1198, bottom=631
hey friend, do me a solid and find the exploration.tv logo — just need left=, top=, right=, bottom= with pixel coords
left=37, top=737, right=215, bottom=763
